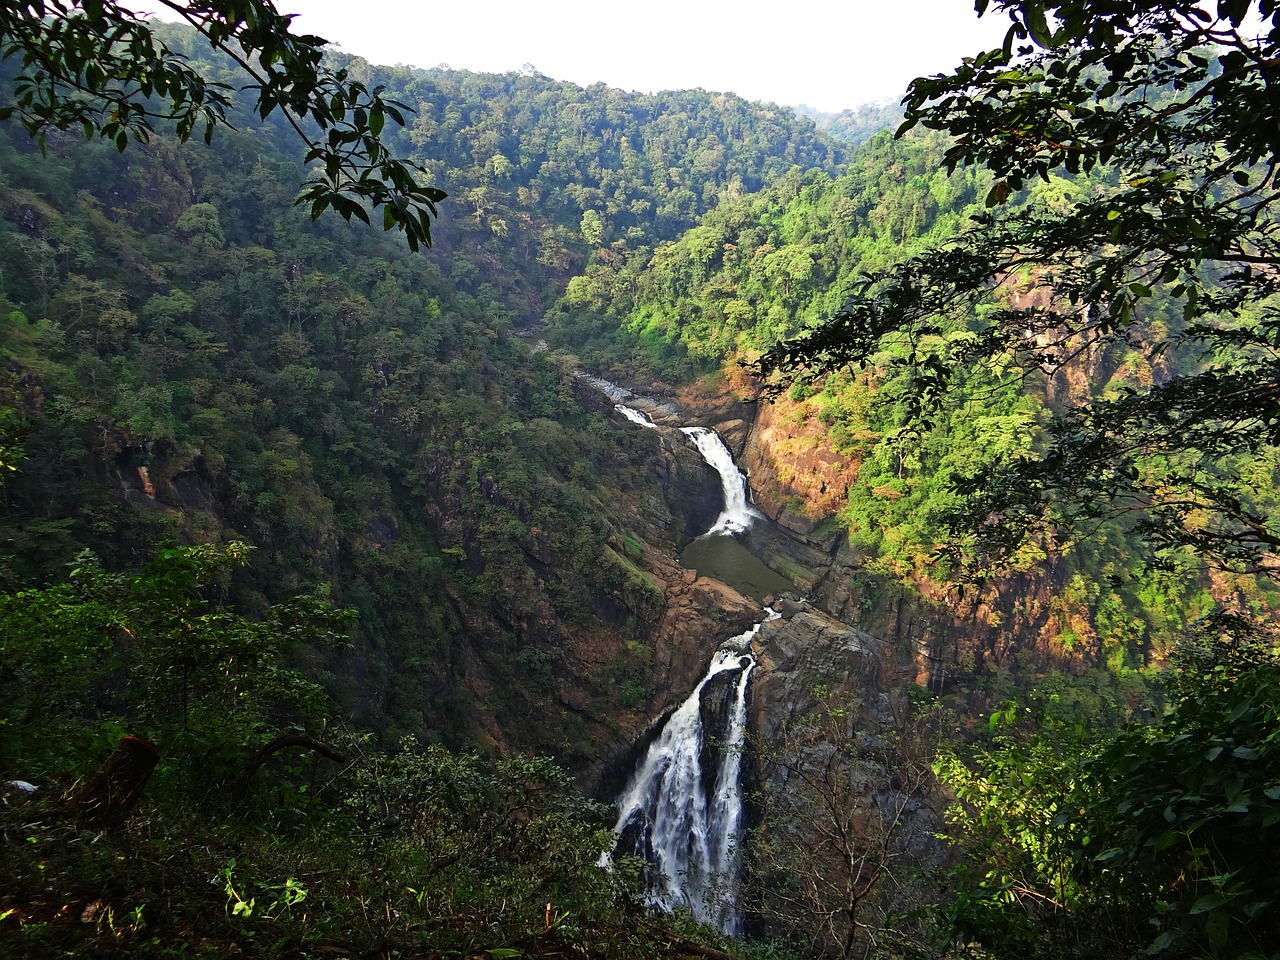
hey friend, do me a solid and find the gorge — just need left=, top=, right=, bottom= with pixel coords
left=601, top=388, right=909, bottom=937
left=3, top=14, right=1272, bottom=956
left=604, top=396, right=777, bottom=930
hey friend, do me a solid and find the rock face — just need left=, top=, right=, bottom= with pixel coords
left=670, top=370, right=1125, bottom=695
left=740, top=397, right=856, bottom=541
left=645, top=428, right=724, bottom=544
left=750, top=605, right=907, bottom=739
left=697, top=660, right=752, bottom=803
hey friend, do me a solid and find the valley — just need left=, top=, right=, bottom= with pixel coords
left=2, top=5, right=1279, bottom=958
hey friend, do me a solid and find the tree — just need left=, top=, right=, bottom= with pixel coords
left=580, top=208, right=605, bottom=246
left=759, top=0, right=1280, bottom=580
left=0, top=0, right=445, bottom=249
left=745, top=693, right=940, bottom=960
left=0, top=542, right=351, bottom=804
left=937, top=614, right=1280, bottom=960
left=1075, top=615, right=1280, bottom=959
left=747, top=3, right=1280, bottom=955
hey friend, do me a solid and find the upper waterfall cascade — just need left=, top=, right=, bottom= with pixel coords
left=615, top=403, right=660, bottom=429
left=611, top=398, right=761, bottom=537
left=680, top=426, right=763, bottom=537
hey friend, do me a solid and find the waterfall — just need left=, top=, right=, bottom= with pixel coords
left=608, top=614, right=777, bottom=933
left=614, top=398, right=791, bottom=599
left=606, top=390, right=780, bottom=930
left=681, top=427, right=763, bottom=537
left=615, top=403, right=659, bottom=429
left=612, top=397, right=760, bottom=537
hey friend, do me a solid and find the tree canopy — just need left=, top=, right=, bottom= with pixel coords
left=743, top=3, right=1280, bottom=956
left=760, top=0, right=1280, bottom=580
left=0, top=0, right=445, bottom=248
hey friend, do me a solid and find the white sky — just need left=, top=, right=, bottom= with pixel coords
left=274, top=1, right=1011, bottom=113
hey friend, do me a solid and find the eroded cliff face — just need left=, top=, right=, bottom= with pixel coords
left=666, top=370, right=1116, bottom=701
left=749, top=604, right=907, bottom=737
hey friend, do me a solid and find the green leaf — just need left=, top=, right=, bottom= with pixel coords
left=1022, top=3, right=1056, bottom=47
left=1188, top=892, right=1228, bottom=915
left=1146, top=930, right=1176, bottom=954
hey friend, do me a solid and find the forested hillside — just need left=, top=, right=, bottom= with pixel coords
left=553, top=129, right=983, bottom=369
left=797, top=101, right=904, bottom=146
left=3, top=3, right=1279, bottom=959
left=552, top=125, right=1270, bottom=675
left=351, top=52, right=846, bottom=322
left=0, top=27, right=850, bottom=757
left=0, top=26, right=852, bottom=957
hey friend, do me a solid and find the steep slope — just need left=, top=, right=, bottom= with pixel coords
left=0, top=38, right=851, bottom=780
left=554, top=127, right=1268, bottom=695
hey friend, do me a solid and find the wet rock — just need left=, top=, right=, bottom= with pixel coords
left=777, top=597, right=808, bottom=620
left=714, top=418, right=751, bottom=458
left=697, top=664, right=746, bottom=802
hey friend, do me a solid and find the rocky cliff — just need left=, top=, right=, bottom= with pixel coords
left=657, top=369, right=1120, bottom=704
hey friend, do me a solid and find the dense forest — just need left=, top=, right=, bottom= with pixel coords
left=0, top=24, right=863, bottom=958
left=0, top=22, right=852, bottom=750
left=2, top=3, right=1279, bottom=960
left=552, top=130, right=1261, bottom=672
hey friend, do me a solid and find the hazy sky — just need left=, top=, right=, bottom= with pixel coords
left=275, top=1, right=1011, bottom=112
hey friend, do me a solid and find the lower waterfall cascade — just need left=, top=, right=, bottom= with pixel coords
left=607, top=615, right=776, bottom=933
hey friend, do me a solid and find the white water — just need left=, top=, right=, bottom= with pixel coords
left=608, top=388, right=776, bottom=930
left=615, top=403, right=660, bottom=429
left=608, top=615, right=776, bottom=933
left=681, top=427, right=763, bottom=537
left=614, top=403, right=762, bottom=536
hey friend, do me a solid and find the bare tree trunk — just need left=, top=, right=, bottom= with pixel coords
left=68, top=736, right=160, bottom=830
